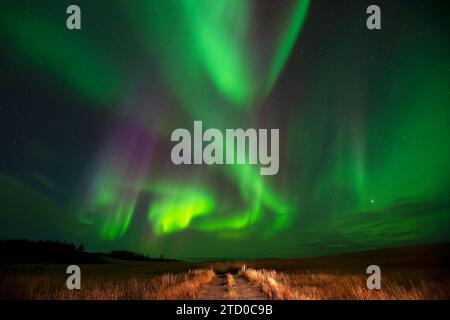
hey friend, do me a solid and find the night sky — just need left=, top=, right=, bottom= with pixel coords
left=1, top=0, right=449, bottom=259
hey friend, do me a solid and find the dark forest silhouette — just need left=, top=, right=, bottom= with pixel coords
left=0, top=239, right=175, bottom=264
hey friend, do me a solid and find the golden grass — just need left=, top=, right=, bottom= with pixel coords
left=149, top=269, right=215, bottom=300
left=2, top=263, right=448, bottom=300
left=240, top=268, right=450, bottom=300
left=0, top=269, right=215, bottom=300
left=225, top=273, right=237, bottom=299
left=240, top=269, right=295, bottom=299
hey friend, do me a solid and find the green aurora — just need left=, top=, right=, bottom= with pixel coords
left=0, top=0, right=449, bottom=259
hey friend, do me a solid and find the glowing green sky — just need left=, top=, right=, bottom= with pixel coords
left=0, top=0, right=449, bottom=259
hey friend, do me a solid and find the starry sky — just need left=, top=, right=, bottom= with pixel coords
left=0, top=0, right=449, bottom=259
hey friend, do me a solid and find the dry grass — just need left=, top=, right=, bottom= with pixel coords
left=240, top=268, right=450, bottom=300
left=2, top=268, right=449, bottom=300
left=240, top=268, right=296, bottom=299
left=149, top=269, right=215, bottom=300
left=0, top=269, right=215, bottom=300
left=1, top=257, right=448, bottom=300
left=225, top=273, right=237, bottom=299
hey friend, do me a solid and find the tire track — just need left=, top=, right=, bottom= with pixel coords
left=196, top=273, right=267, bottom=300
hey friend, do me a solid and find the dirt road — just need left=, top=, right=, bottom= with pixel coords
left=197, top=273, right=267, bottom=300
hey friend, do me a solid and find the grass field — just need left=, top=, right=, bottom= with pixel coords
left=240, top=268, right=450, bottom=300
left=0, top=263, right=214, bottom=300
left=1, top=243, right=449, bottom=300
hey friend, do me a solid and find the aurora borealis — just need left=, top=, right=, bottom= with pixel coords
left=0, top=0, right=449, bottom=259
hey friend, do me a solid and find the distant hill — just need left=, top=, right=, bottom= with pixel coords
left=244, top=242, right=450, bottom=271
